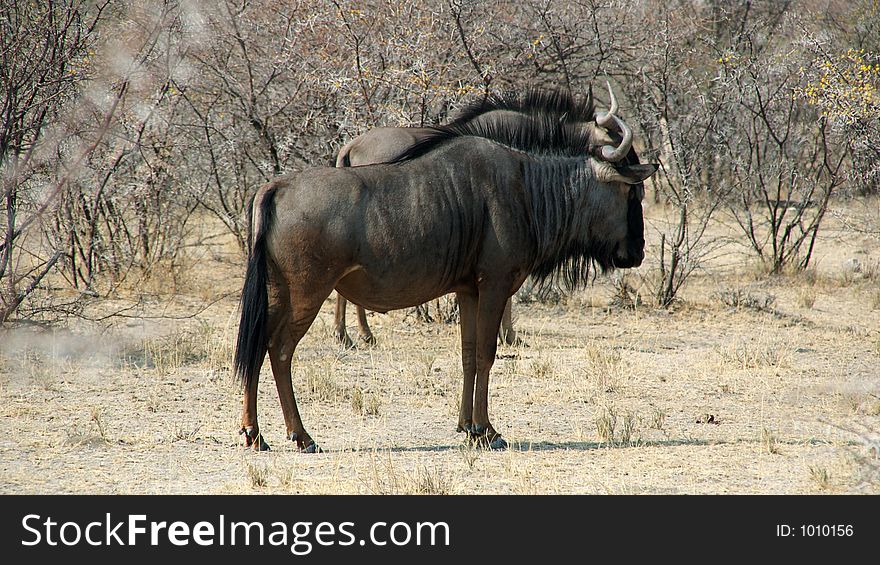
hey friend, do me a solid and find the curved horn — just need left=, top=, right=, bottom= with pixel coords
left=600, top=114, right=633, bottom=162
left=593, top=81, right=632, bottom=162
left=595, top=80, right=618, bottom=128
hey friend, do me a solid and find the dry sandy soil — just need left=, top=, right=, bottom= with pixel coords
left=1, top=200, right=878, bottom=494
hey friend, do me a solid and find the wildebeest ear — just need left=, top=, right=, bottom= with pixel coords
left=613, top=163, right=659, bottom=184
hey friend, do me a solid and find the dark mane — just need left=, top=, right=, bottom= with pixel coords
left=449, top=87, right=595, bottom=127
left=392, top=88, right=597, bottom=163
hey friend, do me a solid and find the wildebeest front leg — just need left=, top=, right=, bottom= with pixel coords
left=456, top=291, right=478, bottom=434
left=471, top=288, right=509, bottom=449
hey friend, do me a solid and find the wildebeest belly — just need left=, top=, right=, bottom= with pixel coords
left=334, top=264, right=473, bottom=313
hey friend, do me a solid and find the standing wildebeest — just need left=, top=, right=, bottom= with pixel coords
left=234, top=86, right=657, bottom=451
left=332, top=90, right=600, bottom=348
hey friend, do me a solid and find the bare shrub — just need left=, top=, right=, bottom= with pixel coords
left=719, top=17, right=847, bottom=274
left=1, top=1, right=111, bottom=322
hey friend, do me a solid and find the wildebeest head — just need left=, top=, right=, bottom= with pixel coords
left=585, top=84, right=658, bottom=269
left=587, top=157, right=656, bottom=269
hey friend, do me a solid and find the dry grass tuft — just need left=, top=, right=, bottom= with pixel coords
left=762, top=428, right=780, bottom=455
left=595, top=406, right=616, bottom=444
left=809, top=466, right=830, bottom=490
left=134, top=322, right=231, bottom=376
left=458, top=443, right=481, bottom=471
left=350, top=386, right=364, bottom=414
left=714, top=287, right=776, bottom=311
left=90, top=408, right=109, bottom=442
left=619, top=410, right=639, bottom=446
left=799, top=267, right=818, bottom=286
left=246, top=461, right=269, bottom=488
left=364, top=392, right=382, bottom=416
left=527, top=353, right=556, bottom=380
left=349, top=384, right=382, bottom=417
left=363, top=454, right=451, bottom=495
left=595, top=405, right=640, bottom=447
left=29, top=358, right=57, bottom=391
left=797, top=288, right=817, bottom=309
left=583, top=344, right=626, bottom=393
left=859, top=258, right=880, bottom=283
left=609, top=276, right=642, bottom=309
left=415, top=350, right=438, bottom=379
left=304, top=362, right=345, bottom=403
left=647, top=406, right=666, bottom=431
left=717, top=338, right=791, bottom=369
left=61, top=412, right=112, bottom=447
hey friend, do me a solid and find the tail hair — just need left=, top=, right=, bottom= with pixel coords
left=335, top=139, right=355, bottom=168
left=233, top=186, right=277, bottom=390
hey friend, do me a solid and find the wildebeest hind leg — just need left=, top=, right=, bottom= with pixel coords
left=334, top=294, right=354, bottom=348
left=268, top=286, right=332, bottom=453
left=355, top=305, right=376, bottom=345
left=498, top=299, right=525, bottom=346
left=240, top=367, right=269, bottom=451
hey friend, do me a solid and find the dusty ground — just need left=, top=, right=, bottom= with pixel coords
left=1, top=200, right=878, bottom=494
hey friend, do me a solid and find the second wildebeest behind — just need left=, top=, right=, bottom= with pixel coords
left=234, top=86, right=657, bottom=452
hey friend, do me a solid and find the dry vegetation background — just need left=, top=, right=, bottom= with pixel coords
left=1, top=0, right=879, bottom=494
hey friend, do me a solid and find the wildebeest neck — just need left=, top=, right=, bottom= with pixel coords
left=519, top=154, right=619, bottom=289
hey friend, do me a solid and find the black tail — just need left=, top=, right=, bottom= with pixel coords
left=234, top=186, right=277, bottom=390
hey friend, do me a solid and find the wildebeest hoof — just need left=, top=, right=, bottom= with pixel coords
left=465, top=424, right=507, bottom=450
left=290, top=432, right=322, bottom=453
left=335, top=331, right=355, bottom=349
left=465, top=434, right=507, bottom=450
left=470, top=434, right=507, bottom=450
left=240, top=427, right=270, bottom=451
left=301, top=442, right=322, bottom=454
left=487, top=435, right=508, bottom=450
left=360, top=334, right=378, bottom=346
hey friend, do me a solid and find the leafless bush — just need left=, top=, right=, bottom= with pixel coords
left=0, top=1, right=110, bottom=322
left=1, top=2, right=203, bottom=322
left=51, top=3, right=199, bottom=293
left=718, top=12, right=847, bottom=274
left=617, top=2, right=739, bottom=306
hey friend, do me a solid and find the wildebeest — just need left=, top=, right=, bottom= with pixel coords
left=331, top=91, right=601, bottom=349
left=234, top=85, right=657, bottom=451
